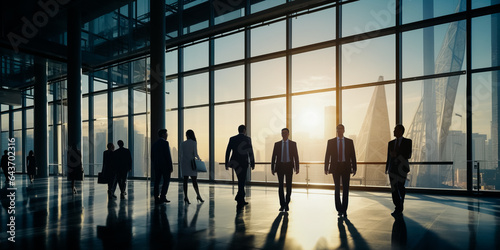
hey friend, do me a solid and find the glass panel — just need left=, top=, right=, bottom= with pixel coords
left=251, top=0, right=285, bottom=13
left=184, top=107, right=209, bottom=180
left=184, top=73, right=208, bottom=107
left=215, top=31, right=244, bottom=64
left=403, top=76, right=466, bottom=189
left=403, top=21, right=466, bottom=78
left=82, top=96, right=89, bottom=121
left=134, top=89, right=147, bottom=114
left=25, top=129, right=34, bottom=173
left=82, top=74, right=89, bottom=94
left=215, top=66, right=244, bottom=103
left=94, top=118, right=108, bottom=167
left=291, top=91, right=336, bottom=163
left=1, top=114, right=8, bottom=131
left=94, top=94, right=107, bottom=119
left=342, top=0, right=395, bottom=37
left=251, top=20, right=285, bottom=57
left=472, top=71, right=499, bottom=191
left=26, top=108, right=34, bottom=129
left=403, top=0, right=465, bottom=24
left=343, top=85, right=395, bottom=186
left=166, top=111, right=178, bottom=176
left=251, top=98, right=286, bottom=163
left=0, top=132, right=8, bottom=162
left=472, top=0, right=497, bottom=9
left=342, top=35, right=395, bottom=86
left=113, top=89, right=128, bottom=116
left=94, top=77, right=108, bottom=92
left=113, top=117, right=128, bottom=147
left=251, top=58, right=286, bottom=98
left=292, top=48, right=335, bottom=93
left=166, top=50, right=178, bottom=76
left=166, top=79, right=178, bottom=109
left=13, top=130, right=22, bottom=172
left=1, top=105, right=8, bottom=112
left=184, top=41, right=208, bottom=71
left=214, top=1, right=245, bottom=25
left=292, top=7, right=335, bottom=48
left=82, top=122, right=90, bottom=174
left=472, top=14, right=500, bottom=70
left=13, top=111, right=22, bottom=129
left=133, top=114, right=149, bottom=178
left=215, top=103, right=244, bottom=181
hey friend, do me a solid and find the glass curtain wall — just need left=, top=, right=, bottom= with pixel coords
left=1, top=0, right=498, bottom=192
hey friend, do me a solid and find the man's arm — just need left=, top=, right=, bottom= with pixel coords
left=324, top=140, right=331, bottom=175
left=248, top=138, right=255, bottom=170
left=349, top=139, right=357, bottom=175
left=225, top=138, right=232, bottom=170
left=292, top=141, right=299, bottom=174
left=271, top=142, right=277, bottom=175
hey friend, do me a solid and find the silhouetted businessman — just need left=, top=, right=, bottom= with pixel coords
left=152, top=129, right=173, bottom=204
left=271, top=128, right=299, bottom=212
left=386, top=124, right=412, bottom=216
left=225, top=125, right=255, bottom=208
left=324, top=124, right=357, bottom=217
left=113, top=140, right=132, bottom=199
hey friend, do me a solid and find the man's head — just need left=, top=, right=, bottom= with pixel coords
left=393, top=124, right=405, bottom=138
left=238, top=125, right=246, bottom=134
left=107, top=143, right=114, bottom=151
left=336, top=124, right=345, bottom=138
left=117, top=140, right=124, bottom=148
left=281, top=128, right=289, bottom=141
left=158, top=129, right=168, bottom=139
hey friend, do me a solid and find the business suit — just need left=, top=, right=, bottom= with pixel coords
left=225, top=133, right=255, bottom=204
left=324, top=137, right=357, bottom=215
left=386, top=137, right=412, bottom=213
left=102, top=149, right=116, bottom=194
left=271, top=139, right=299, bottom=210
left=113, top=146, right=132, bottom=197
left=152, top=138, right=173, bottom=203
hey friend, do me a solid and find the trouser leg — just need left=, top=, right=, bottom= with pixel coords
left=341, top=172, right=350, bottom=213
left=160, top=172, right=171, bottom=198
left=277, top=170, right=285, bottom=207
left=333, top=173, right=341, bottom=212
left=285, top=167, right=293, bottom=204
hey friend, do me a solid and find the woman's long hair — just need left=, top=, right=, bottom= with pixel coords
left=186, top=129, right=197, bottom=142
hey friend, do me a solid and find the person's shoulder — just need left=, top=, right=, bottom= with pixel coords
left=327, top=138, right=336, bottom=143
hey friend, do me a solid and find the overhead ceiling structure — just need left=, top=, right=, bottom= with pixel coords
left=0, top=0, right=334, bottom=94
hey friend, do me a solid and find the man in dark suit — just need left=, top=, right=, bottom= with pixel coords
left=113, top=140, right=132, bottom=199
left=225, top=125, right=255, bottom=208
left=151, top=129, right=173, bottom=204
left=324, top=124, right=357, bottom=217
left=386, top=124, right=412, bottom=216
left=271, top=128, right=299, bottom=212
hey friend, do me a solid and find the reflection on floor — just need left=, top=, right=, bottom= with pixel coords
left=1, top=175, right=499, bottom=249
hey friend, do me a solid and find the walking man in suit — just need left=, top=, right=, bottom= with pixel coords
left=152, top=129, right=174, bottom=204
left=225, top=125, right=255, bottom=208
left=386, top=124, right=412, bottom=216
left=324, top=124, right=357, bottom=217
left=271, top=128, right=299, bottom=212
left=113, top=140, right=132, bottom=199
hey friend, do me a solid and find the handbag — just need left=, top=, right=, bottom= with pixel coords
left=97, top=172, right=108, bottom=184
left=192, top=159, right=207, bottom=172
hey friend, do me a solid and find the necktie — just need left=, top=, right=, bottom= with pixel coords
left=338, top=139, right=343, bottom=162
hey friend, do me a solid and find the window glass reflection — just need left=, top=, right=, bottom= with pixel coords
left=94, top=94, right=108, bottom=119
left=251, top=98, right=286, bottom=163
left=342, top=0, right=395, bottom=37
left=215, top=31, right=244, bottom=64
left=291, top=92, right=336, bottom=162
left=292, top=7, right=335, bottom=48
left=292, top=48, right=335, bottom=93
left=215, top=66, right=244, bottom=103
left=251, top=58, right=286, bottom=98
left=184, top=42, right=208, bottom=71
left=113, top=117, right=128, bottom=147
left=184, top=107, right=209, bottom=180
left=251, top=20, right=285, bottom=57
left=113, top=89, right=129, bottom=116
left=184, top=73, right=208, bottom=107
left=342, top=35, right=395, bottom=86
left=215, top=103, right=244, bottom=181
left=134, top=114, right=149, bottom=177
left=402, top=0, right=465, bottom=24
left=166, top=79, right=178, bottom=109
left=472, top=14, right=500, bottom=70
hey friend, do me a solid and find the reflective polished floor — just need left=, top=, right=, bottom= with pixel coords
left=1, top=175, right=499, bottom=249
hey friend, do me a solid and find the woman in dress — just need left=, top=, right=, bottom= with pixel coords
left=27, top=150, right=36, bottom=183
left=180, top=129, right=204, bottom=204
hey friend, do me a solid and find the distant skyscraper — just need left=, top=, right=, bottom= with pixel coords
left=407, top=0, right=466, bottom=187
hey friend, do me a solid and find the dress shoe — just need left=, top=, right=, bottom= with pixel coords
left=184, top=198, right=191, bottom=204
left=343, top=212, right=348, bottom=218
left=196, top=196, right=204, bottom=203
left=120, top=193, right=126, bottom=199
left=391, top=210, right=403, bottom=216
left=279, top=206, right=285, bottom=211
